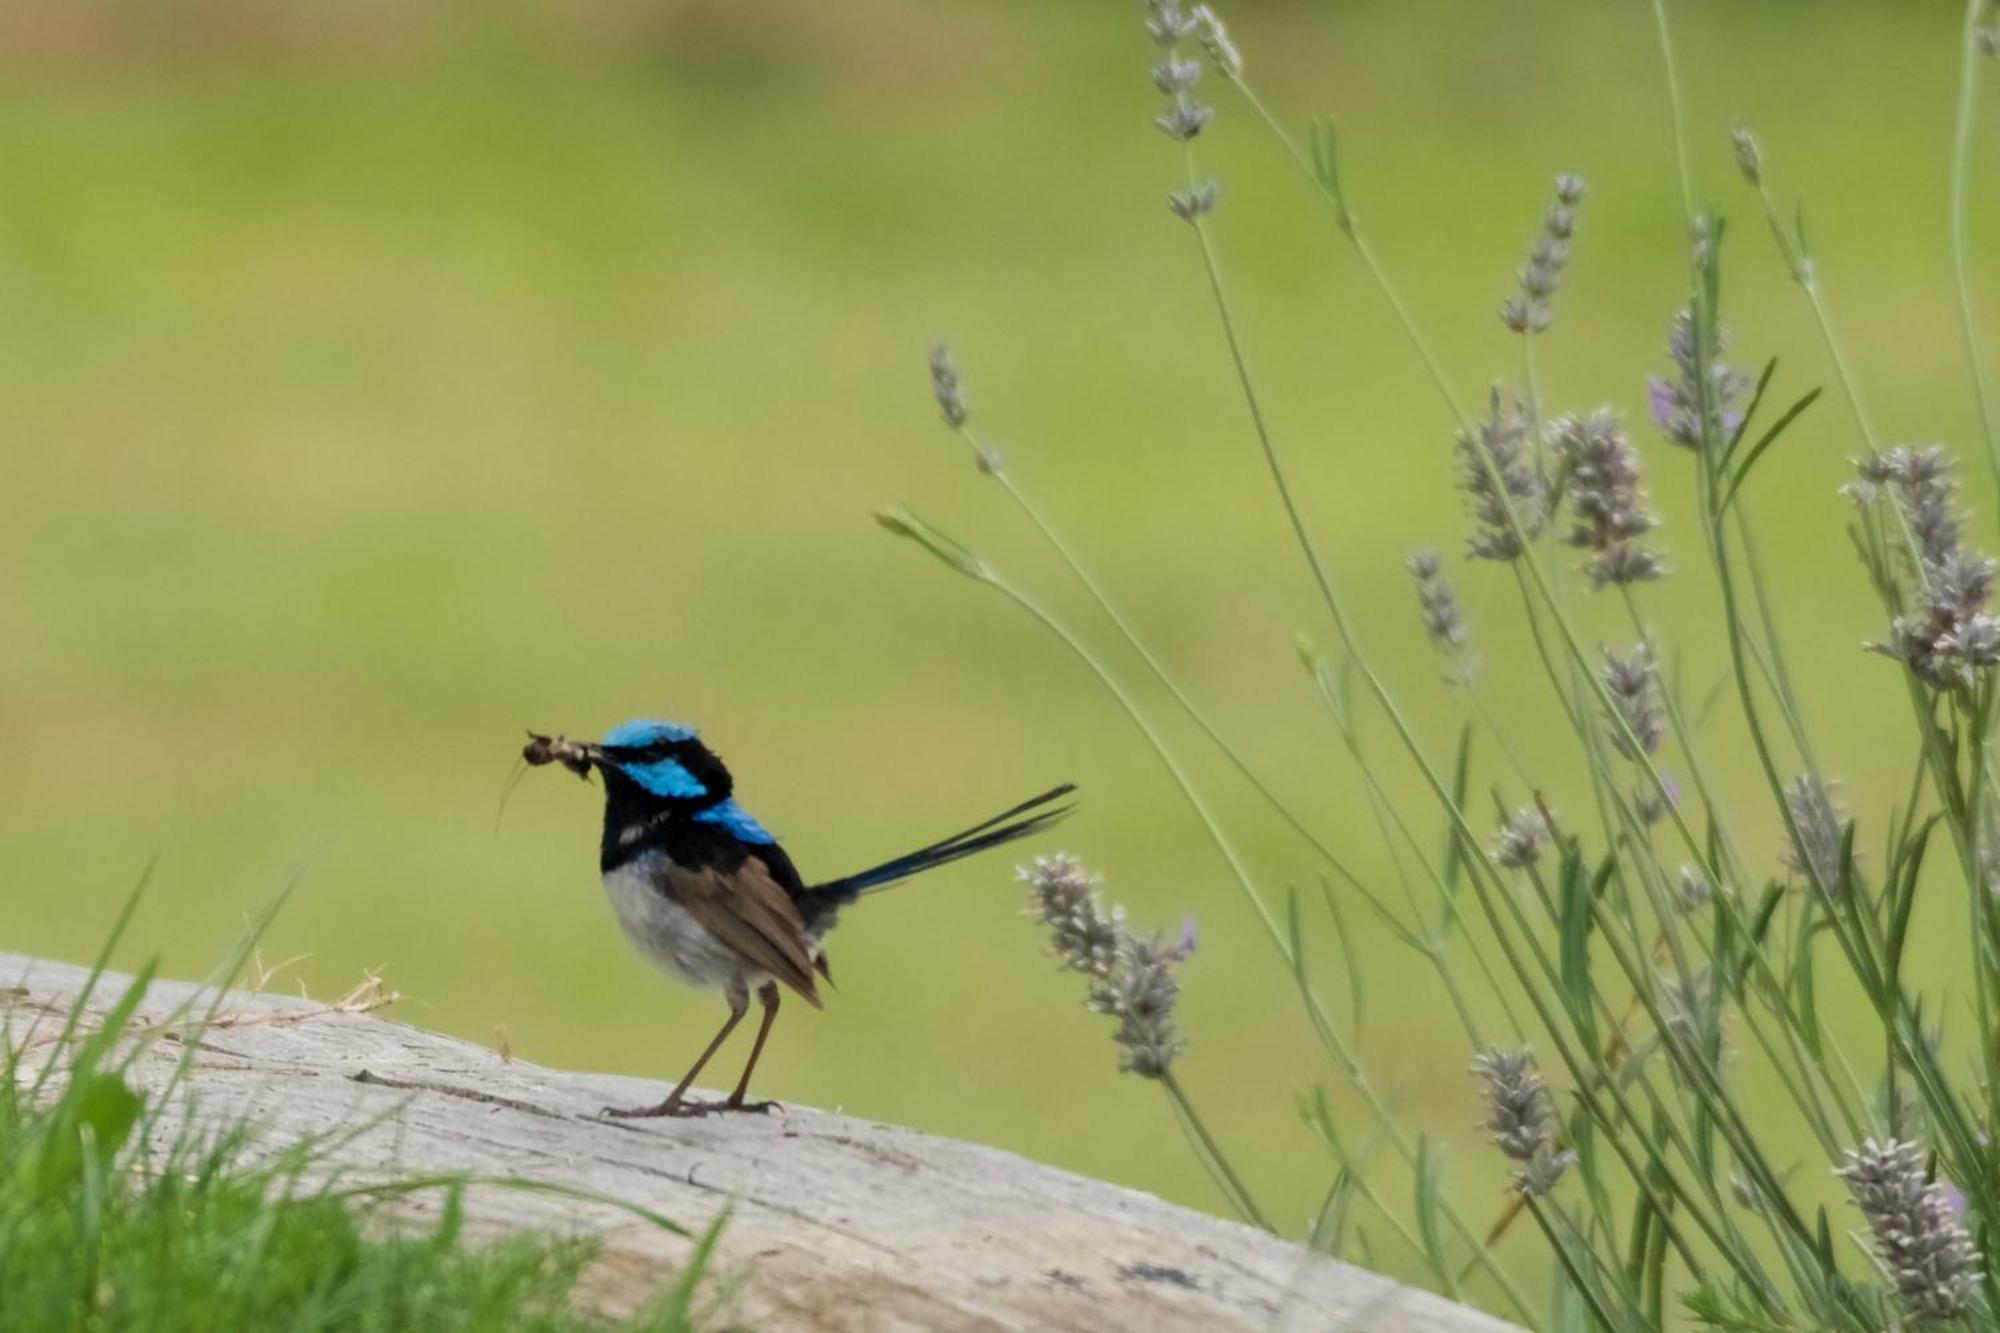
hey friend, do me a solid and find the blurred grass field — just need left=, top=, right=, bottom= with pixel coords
left=2, top=0, right=1995, bottom=1278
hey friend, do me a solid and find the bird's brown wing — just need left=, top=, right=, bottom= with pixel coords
left=661, top=856, right=823, bottom=1008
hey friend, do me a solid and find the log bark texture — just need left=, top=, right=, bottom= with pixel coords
left=2, top=952, right=1519, bottom=1333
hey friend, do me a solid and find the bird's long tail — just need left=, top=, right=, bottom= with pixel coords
left=810, top=783, right=1076, bottom=902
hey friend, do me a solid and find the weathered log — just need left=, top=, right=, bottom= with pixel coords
left=1, top=952, right=1519, bottom=1332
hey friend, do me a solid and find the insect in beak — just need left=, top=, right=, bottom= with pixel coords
left=523, top=731, right=598, bottom=781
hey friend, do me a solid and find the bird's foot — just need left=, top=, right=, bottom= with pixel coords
left=600, top=1099, right=698, bottom=1119
left=599, top=1097, right=777, bottom=1119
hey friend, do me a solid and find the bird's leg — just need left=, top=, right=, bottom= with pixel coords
left=603, top=988, right=748, bottom=1119
left=723, top=982, right=782, bottom=1113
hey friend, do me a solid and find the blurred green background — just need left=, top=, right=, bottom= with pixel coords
left=2, top=0, right=1994, bottom=1302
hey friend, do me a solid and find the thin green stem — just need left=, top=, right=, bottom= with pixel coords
left=977, top=566, right=1538, bottom=1319
left=1162, top=1070, right=1271, bottom=1231
left=1647, top=0, right=1698, bottom=227
left=1951, top=0, right=2000, bottom=495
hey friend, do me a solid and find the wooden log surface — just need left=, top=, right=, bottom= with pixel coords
left=2, top=952, right=1519, bottom=1333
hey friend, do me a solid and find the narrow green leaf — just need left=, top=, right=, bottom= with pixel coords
left=1719, top=386, right=1824, bottom=514
left=1316, top=875, right=1367, bottom=1034
left=1885, top=815, right=1939, bottom=986
left=873, top=506, right=991, bottom=580
left=1793, top=927, right=1823, bottom=1061
left=1309, top=118, right=1352, bottom=229
left=1412, top=1136, right=1459, bottom=1299
left=1722, top=356, right=1780, bottom=465
left=658, top=1209, right=730, bottom=1326
left=1441, top=721, right=1474, bottom=904
left=1559, top=850, right=1599, bottom=1050
left=1306, top=1172, right=1356, bottom=1259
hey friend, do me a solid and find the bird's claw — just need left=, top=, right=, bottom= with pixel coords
left=598, top=1098, right=778, bottom=1120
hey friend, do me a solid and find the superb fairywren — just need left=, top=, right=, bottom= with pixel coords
left=524, top=719, right=1074, bottom=1118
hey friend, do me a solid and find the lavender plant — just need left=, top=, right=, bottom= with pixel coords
left=878, top=1, right=2000, bottom=1328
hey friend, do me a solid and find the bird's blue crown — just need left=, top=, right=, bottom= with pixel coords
left=602, top=719, right=698, bottom=749
left=598, top=717, right=775, bottom=844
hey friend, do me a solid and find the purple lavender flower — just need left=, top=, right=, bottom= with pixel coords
left=1501, top=176, right=1585, bottom=335
left=1553, top=409, right=1665, bottom=588
left=1858, top=446, right=2000, bottom=690
left=1599, top=643, right=1663, bottom=758
left=1836, top=1139, right=1980, bottom=1322
left=1021, top=854, right=1191, bottom=1080
left=1472, top=1047, right=1571, bottom=1197
left=1649, top=309, right=1749, bottom=450
left=1407, top=548, right=1477, bottom=681
left=1457, top=388, right=1547, bottom=561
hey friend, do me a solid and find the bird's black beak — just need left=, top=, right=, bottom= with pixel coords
left=522, top=731, right=599, bottom=782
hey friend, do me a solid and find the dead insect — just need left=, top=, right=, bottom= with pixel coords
left=523, top=731, right=596, bottom=780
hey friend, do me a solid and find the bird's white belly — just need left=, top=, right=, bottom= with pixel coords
left=601, top=857, right=748, bottom=993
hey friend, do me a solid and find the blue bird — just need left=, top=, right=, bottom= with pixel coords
left=523, top=719, right=1074, bottom=1118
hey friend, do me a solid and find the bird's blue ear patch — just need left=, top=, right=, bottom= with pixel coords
left=602, top=718, right=697, bottom=749
left=617, top=757, right=708, bottom=799
left=693, top=798, right=777, bottom=845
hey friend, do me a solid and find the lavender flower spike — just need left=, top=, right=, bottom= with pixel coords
left=1457, top=388, right=1547, bottom=562
left=1021, top=854, right=1191, bottom=1080
left=1501, top=174, right=1586, bottom=335
left=1144, top=0, right=1195, bottom=46
left=1472, top=1047, right=1572, bottom=1197
left=1021, top=854, right=1122, bottom=980
left=1190, top=5, right=1241, bottom=78
left=1649, top=308, right=1749, bottom=450
left=1406, top=548, right=1475, bottom=680
left=1553, top=408, right=1664, bottom=589
left=1493, top=807, right=1551, bottom=870
left=1835, top=1138, right=1980, bottom=1322
left=928, top=342, right=969, bottom=430
left=1783, top=775, right=1848, bottom=888
left=1599, top=643, right=1663, bottom=759
left=1857, top=446, right=2000, bottom=690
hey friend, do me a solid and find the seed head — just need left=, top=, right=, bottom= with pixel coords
left=1835, top=1139, right=1980, bottom=1323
